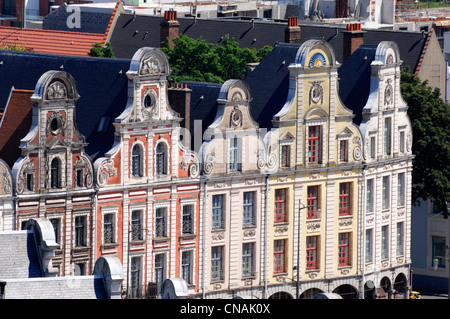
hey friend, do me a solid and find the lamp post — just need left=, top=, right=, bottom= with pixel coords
left=295, top=199, right=320, bottom=299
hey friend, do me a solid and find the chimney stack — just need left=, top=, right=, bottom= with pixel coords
left=285, top=17, right=301, bottom=44
left=168, top=83, right=192, bottom=142
left=343, top=23, right=365, bottom=62
left=160, top=10, right=179, bottom=49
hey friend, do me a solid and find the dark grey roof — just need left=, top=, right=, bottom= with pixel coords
left=337, top=44, right=378, bottom=125
left=0, top=231, right=43, bottom=279
left=0, top=50, right=130, bottom=161
left=43, top=4, right=113, bottom=34
left=180, top=81, right=222, bottom=151
left=109, top=14, right=428, bottom=75
left=245, top=43, right=300, bottom=130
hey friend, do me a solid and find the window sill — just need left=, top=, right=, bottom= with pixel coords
left=102, top=242, right=119, bottom=250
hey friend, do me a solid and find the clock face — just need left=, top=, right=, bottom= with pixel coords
left=310, top=52, right=326, bottom=68
left=47, top=81, right=67, bottom=100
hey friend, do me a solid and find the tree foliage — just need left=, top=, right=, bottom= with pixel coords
left=401, top=66, right=450, bottom=215
left=161, top=34, right=273, bottom=83
left=88, top=42, right=115, bottom=58
left=0, top=42, right=33, bottom=52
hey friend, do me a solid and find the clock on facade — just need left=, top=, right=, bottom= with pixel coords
left=310, top=52, right=326, bottom=68
left=46, top=81, right=67, bottom=100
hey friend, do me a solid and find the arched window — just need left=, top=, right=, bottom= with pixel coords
left=155, top=142, right=167, bottom=175
left=50, top=158, right=60, bottom=188
left=131, top=144, right=143, bottom=177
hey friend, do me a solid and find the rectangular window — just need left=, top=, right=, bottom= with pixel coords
left=384, top=117, right=392, bottom=155
left=75, top=216, right=86, bottom=247
left=339, top=182, right=351, bottom=216
left=26, top=173, right=33, bottom=191
left=274, top=240, right=286, bottom=274
left=243, top=192, right=255, bottom=226
left=50, top=218, right=60, bottom=244
left=130, top=256, right=141, bottom=298
left=396, top=222, right=404, bottom=256
left=103, top=213, right=114, bottom=244
left=211, top=246, right=223, bottom=281
left=181, top=251, right=192, bottom=284
left=76, top=169, right=83, bottom=187
left=366, top=179, right=374, bottom=213
left=339, top=140, right=348, bottom=162
left=242, top=243, right=254, bottom=278
left=212, top=195, right=224, bottom=229
left=182, top=205, right=194, bottom=235
left=381, top=225, right=389, bottom=260
left=370, top=136, right=376, bottom=159
left=382, top=176, right=390, bottom=210
left=308, top=125, right=321, bottom=164
left=274, top=189, right=287, bottom=223
left=131, top=210, right=143, bottom=240
left=155, top=253, right=166, bottom=291
left=432, top=236, right=446, bottom=268
left=281, top=145, right=291, bottom=168
left=229, top=137, right=241, bottom=172
left=97, top=115, right=110, bottom=133
left=338, top=233, right=350, bottom=266
left=155, top=208, right=166, bottom=238
left=306, top=236, right=318, bottom=270
left=307, top=186, right=319, bottom=219
left=399, top=131, right=405, bottom=153
left=365, top=229, right=373, bottom=263
left=397, top=173, right=405, bottom=207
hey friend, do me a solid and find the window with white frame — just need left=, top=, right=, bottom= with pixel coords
left=103, top=213, right=115, bottom=244
left=181, top=250, right=193, bottom=284
left=50, top=157, right=61, bottom=189
left=307, top=125, right=322, bottom=164
left=396, top=222, right=404, bottom=256
left=154, top=253, right=166, bottom=290
left=74, top=215, right=86, bottom=247
left=399, top=130, right=405, bottom=154
left=384, top=117, right=392, bottom=156
left=211, top=246, right=224, bottom=281
left=50, top=218, right=61, bottom=244
left=228, top=136, right=241, bottom=172
left=181, top=202, right=195, bottom=235
left=365, top=228, right=373, bottom=263
left=381, top=225, right=389, bottom=260
left=130, top=256, right=142, bottom=298
left=243, top=191, right=255, bottom=226
left=131, top=209, right=144, bottom=241
left=155, top=142, right=168, bottom=175
left=155, top=207, right=167, bottom=238
left=370, top=135, right=376, bottom=159
left=366, top=179, right=374, bottom=213
left=397, top=173, right=405, bottom=207
left=382, top=176, right=390, bottom=210
left=242, top=242, right=254, bottom=277
left=131, top=144, right=144, bottom=177
left=339, top=139, right=348, bottom=162
left=212, top=194, right=224, bottom=229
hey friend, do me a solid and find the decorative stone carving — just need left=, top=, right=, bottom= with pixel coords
left=306, top=222, right=320, bottom=232
left=141, top=57, right=162, bottom=75
left=339, top=217, right=353, bottom=228
left=46, top=112, right=66, bottom=136
left=243, top=229, right=256, bottom=238
left=274, top=225, right=289, bottom=235
left=212, top=231, right=225, bottom=241
left=97, top=159, right=117, bottom=187
left=230, top=107, right=243, bottom=128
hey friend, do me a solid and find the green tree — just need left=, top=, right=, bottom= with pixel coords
left=88, top=42, right=115, bottom=58
left=0, top=42, right=33, bottom=52
left=401, top=66, right=450, bottom=216
left=161, top=34, right=272, bottom=83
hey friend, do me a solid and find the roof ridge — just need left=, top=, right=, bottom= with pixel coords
left=102, top=0, right=121, bottom=45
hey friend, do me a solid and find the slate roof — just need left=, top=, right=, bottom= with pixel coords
left=337, top=44, right=378, bottom=125
left=0, top=26, right=105, bottom=56
left=0, top=50, right=130, bottom=162
left=108, top=13, right=429, bottom=75
left=0, top=230, right=107, bottom=299
left=0, top=231, right=43, bottom=279
left=43, top=3, right=113, bottom=34
left=244, top=43, right=300, bottom=130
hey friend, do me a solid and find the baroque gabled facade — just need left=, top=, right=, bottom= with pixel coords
left=263, top=40, right=364, bottom=298
left=0, top=41, right=413, bottom=299
left=11, top=70, right=96, bottom=276
left=198, top=79, right=268, bottom=298
left=358, top=41, right=413, bottom=299
left=93, top=47, right=201, bottom=298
